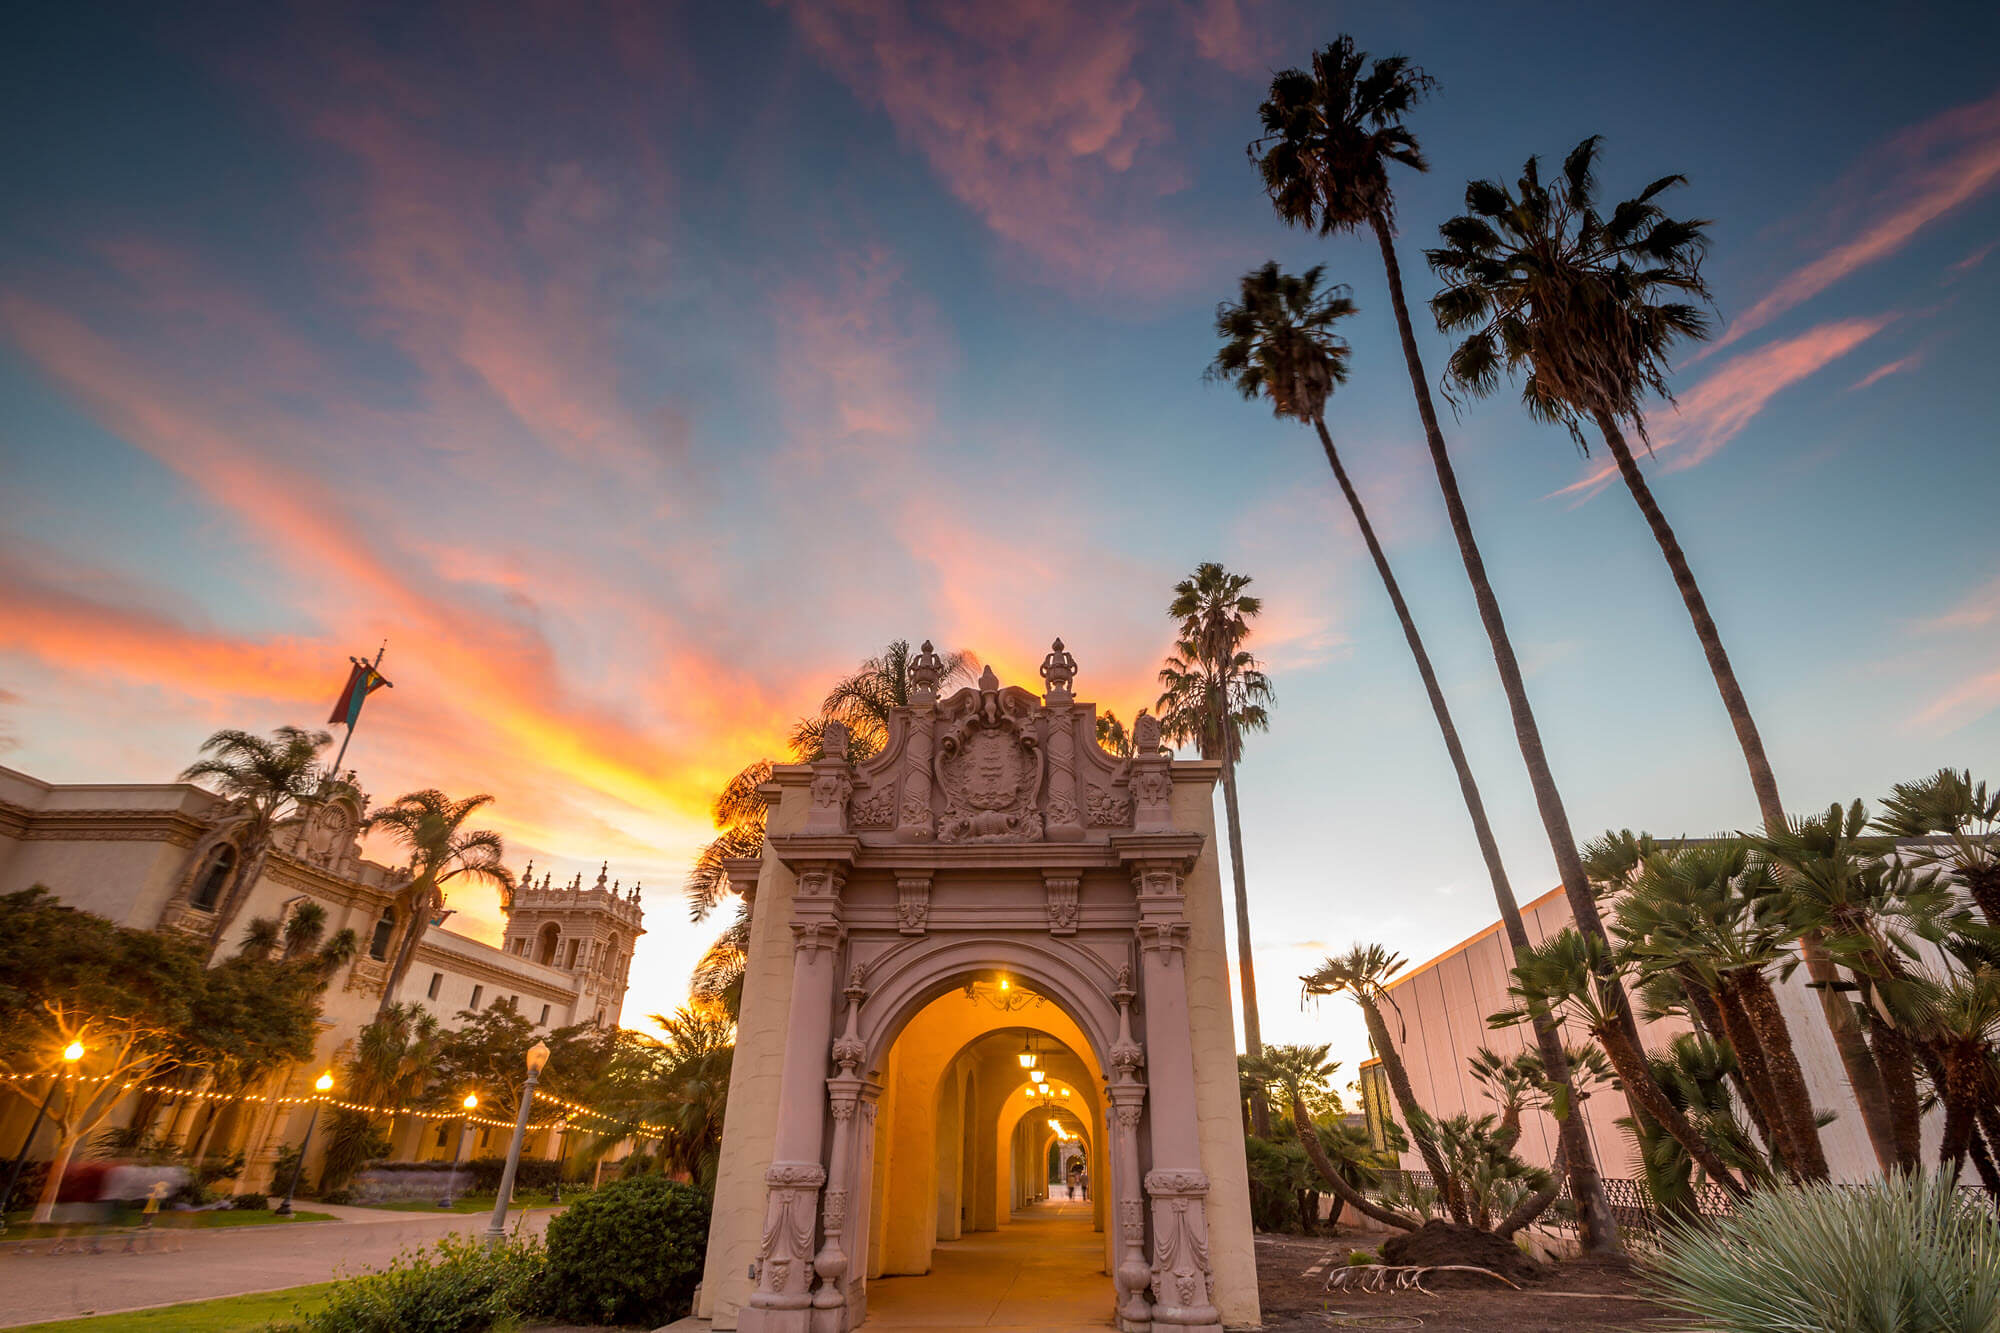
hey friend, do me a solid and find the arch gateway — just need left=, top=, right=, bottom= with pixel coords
left=697, top=642, right=1259, bottom=1331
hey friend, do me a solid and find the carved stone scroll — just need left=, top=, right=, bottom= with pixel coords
left=895, top=875, right=931, bottom=935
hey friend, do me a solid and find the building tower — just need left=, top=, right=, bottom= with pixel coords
left=500, top=861, right=646, bottom=1026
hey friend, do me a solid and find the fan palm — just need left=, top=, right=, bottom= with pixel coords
left=1252, top=45, right=1648, bottom=1183
left=1900, top=964, right=2000, bottom=1190
left=1423, top=139, right=1902, bottom=1173
left=1613, top=842, right=1830, bottom=1180
left=1095, top=711, right=1134, bottom=759
left=1156, top=563, right=1273, bottom=1129
left=1244, top=1043, right=1417, bottom=1232
left=178, top=726, right=333, bottom=944
left=1875, top=768, right=2000, bottom=927
left=1495, top=928, right=1746, bottom=1196
left=1303, top=945, right=1470, bottom=1223
left=367, top=790, right=515, bottom=1016
left=1210, top=258, right=1616, bottom=1242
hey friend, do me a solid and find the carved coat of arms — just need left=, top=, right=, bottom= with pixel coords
left=933, top=668, right=1045, bottom=843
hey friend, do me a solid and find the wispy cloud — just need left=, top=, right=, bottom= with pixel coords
left=1552, top=315, right=1890, bottom=498
left=1711, top=86, right=2000, bottom=353
left=780, top=0, right=1198, bottom=292
left=1849, top=352, right=1923, bottom=391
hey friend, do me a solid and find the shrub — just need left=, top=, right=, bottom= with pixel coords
left=544, top=1174, right=710, bottom=1326
left=1347, top=1249, right=1378, bottom=1266
left=275, top=1233, right=545, bottom=1333
left=231, top=1191, right=269, bottom=1210
left=1646, top=1173, right=2000, bottom=1333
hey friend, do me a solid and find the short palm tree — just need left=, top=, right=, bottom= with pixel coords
left=367, top=790, right=514, bottom=1016
left=1210, top=258, right=1617, bottom=1243
left=1497, top=929, right=1746, bottom=1196
left=1156, top=563, right=1273, bottom=1129
left=1875, top=768, right=2000, bottom=927
left=1252, top=47, right=1649, bottom=1191
left=179, top=726, right=333, bottom=943
left=789, top=638, right=974, bottom=761
left=1245, top=1043, right=1417, bottom=1232
left=1900, top=964, right=2000, bottom=1190
left=1304, top=944, right=1471, bottom=1224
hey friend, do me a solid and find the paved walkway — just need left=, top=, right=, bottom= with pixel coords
left=0, top=1204, right=561, bottom=1327
left=862, top=1198, right=1114, bottom=1331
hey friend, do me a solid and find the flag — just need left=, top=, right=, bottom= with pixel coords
left=328, top=657, right=391, bottom=729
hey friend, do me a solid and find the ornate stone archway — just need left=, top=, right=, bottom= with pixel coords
left=699, top=642, right=1258, bottom=1332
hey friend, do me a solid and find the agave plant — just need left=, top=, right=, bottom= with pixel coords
left=1646, top=1172, right=2000, bottom=1332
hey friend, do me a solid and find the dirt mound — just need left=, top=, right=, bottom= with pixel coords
left=1380, top=1221, right=1548, bottom=1286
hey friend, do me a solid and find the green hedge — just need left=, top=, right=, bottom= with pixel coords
left=543, top=1175, right=710, bottom=1326
left=360, top=1156, right=570, bottom=1193
left=275, top=1233, right=545, bottom=1333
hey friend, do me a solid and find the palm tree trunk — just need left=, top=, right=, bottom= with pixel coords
left=1288, top=1091, right=1417, bottom=1231
left=376, top=883, right=436, bottom=1019
left=1588, top=409, right=1904, bottom=1173
left=1357, top=997, right=1467, bottom=1224
left=1496, top=1136, right=1565, bottom=1240
left=1591, top=1020, right=1746, bottom=1197
left=1368, top=211, right=1653, bottom=1122
left=1938, top=1049, right=1983, bottom=1180
left=1678, top=969, right=1778, bottom=1159
left=1216, top=743, right=1270, bottom=1137
left=1733, top=972, right=1830, bottom=1181
left=1865, top=1007, right=1925, bottom=1170
left=1310, top=413, right=1618, bottom=1252
left=1711, top=978, right=1797, bottom=1173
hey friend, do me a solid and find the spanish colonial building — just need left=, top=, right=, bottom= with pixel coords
left=0, top=762, right=643, bottom=1191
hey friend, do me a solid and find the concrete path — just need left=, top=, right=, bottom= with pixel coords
left=862, top=1198, right=1114, bottom=1331
left=0, top=1205, right=561, bottom=1327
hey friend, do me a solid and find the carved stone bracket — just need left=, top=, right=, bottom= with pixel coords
left=1043, top=873, right=1079, bottom=935
left=895, top=874, right=931, bottom=935
left=1131, top=864, right=1190, bottom=955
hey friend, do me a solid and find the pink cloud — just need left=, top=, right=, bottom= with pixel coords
left=780, top=0, right=1197, bottom=292
left=1183, top=0, right=1280, bottom=78
left=1711, top=86, right=2000, bottom=353
left=1927, top=575, right=2000, bottom=631
left=1849, top=352, right=1922, bottom=391
left=1551, top=316, right=1890, bottom=499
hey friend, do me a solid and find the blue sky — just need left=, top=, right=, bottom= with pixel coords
left=2, top=1, right=1997, bottom=1086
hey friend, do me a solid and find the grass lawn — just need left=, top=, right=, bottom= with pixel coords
left=1, top=1209, right=336, bottom=1240
left=3, top=1281, right=337, bottom=1332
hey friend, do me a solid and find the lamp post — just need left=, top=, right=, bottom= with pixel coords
left=440, top=1093, right=479, bottom=1208
left=0, top=1041, right=83, bottom=1233
left=485, top=1040, right=550, bottom=1244
left=276, top=1070, right=334, bottom=1216
left=551, top=1119, right=569, bottom=1204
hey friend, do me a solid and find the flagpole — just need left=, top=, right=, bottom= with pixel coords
left=327, top=642, right=388, bottom=782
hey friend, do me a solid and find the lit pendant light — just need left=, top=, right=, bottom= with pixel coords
left=1018, top=1033, right=1037, bottom=1069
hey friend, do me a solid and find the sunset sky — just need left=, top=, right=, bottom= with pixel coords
left=4, top=2, right=1997, bottom=1088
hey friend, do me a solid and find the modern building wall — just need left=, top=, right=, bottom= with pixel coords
left=1362, top=884, right=1928, bottom=1183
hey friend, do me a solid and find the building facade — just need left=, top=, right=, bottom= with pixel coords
left=0, top=762, right=643, bottom=1191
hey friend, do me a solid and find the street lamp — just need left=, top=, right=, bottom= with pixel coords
left=551, top=1119, right=570, bottom=1204
left=1, top=1040, right=84, bottom=1233
left=485, top=1040, right=550, bottom=1244
left=276, top=1070, right=334, bottom=1216
left=440, top=1093, right=479, bottom=1208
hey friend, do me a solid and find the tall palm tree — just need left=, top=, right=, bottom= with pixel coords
left=1209, top=259, right=1618, bottom=1248
left=1302, top=945, right=1471, bottom=1224
left=1422, top=136, right=1901, bottom=1171
left=179, top=726, right=333, bottom=944
left=367, top=790, right=514, bottom=1016
left=1251, top=40, right=1654, bottom=1129
left=1156, top=563, right=1274, bottom=1130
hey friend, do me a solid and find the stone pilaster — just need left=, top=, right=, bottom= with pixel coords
left=813, top=966, right=870, bottom=1333
left=1107, top=966, right=1153, bottom=1333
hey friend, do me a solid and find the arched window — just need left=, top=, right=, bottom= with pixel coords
left=369, top=907, right=395, bottom=961
left=536, top=922, right=560, bottom=966
left=190, top=845, right=236, bottom=912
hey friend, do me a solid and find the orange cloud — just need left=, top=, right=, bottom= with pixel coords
left=1849, top=352, right=1922, bottom=391
left=1552, top=316, right=1889, bottom=499
left=781, top=0, right=1197, bottom=292
left=1711, top=86, right=2000, bottom=353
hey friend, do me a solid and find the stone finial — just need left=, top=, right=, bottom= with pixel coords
left=595, top=861, right=609, bottom=891
left=1133, top=708, right=1162, bottom=755
left=521, top=860, right=534, bottom=892
left=1039, top=637, right=1077, bottom=703
left=822, top=719, right=850, bottom=763
left=909, top=639, right=945, bottom=705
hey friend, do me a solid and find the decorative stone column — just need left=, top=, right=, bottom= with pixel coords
left=813, top=965, right=870, bottom=1333
left=739, top=862, right=848, bottom=1333
left=1040, top=639, right=1084, bottom=841
left=898, top=642, right=943, bottom=841
left=1132, top=861, right=1222, bottom=1332
left=1106, top=966, right=1153, bottom=1333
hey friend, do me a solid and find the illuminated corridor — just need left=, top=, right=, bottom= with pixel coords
left=863, top=1198, right=1112, bottom=1330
